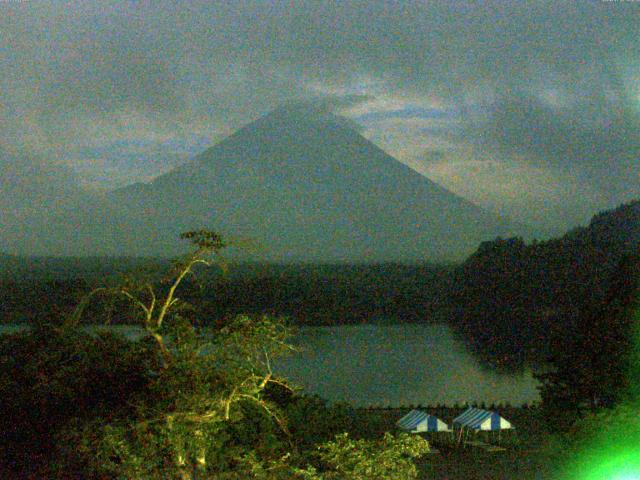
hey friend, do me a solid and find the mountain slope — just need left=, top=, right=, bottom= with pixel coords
left=105, top=105, right=524, bottom=261
left=3, top=105, right=528, bottom=260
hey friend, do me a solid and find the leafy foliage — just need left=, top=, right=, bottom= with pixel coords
left=0, top=325, right=152, bottom=477
left=312, top=432, right=430, bottom=480
left=535, top=253, right=640, bottom=430
left=284, top=396, right=355, bottom=452
left=179, top=229, right=227, bottom=250
left=450, top=200, right=640, bottom=370
left=536, top=403, right=640, bottom=480
left=0, top=230, right=433, bottom=479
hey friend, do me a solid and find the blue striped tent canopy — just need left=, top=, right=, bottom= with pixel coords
left=397, top=410, right=451, bottom=433
left=453, top=407, right=513, bottom=431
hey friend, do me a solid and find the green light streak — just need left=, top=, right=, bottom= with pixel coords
left=563, top=300, right=640, bottom=480
left=578, top=450, right=640, bottom=480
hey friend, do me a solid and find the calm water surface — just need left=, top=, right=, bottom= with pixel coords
left=274, top=324, right=540, bottom=407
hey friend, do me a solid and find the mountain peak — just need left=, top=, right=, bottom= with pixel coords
left=104, top=104, right=526, bottom=261
left=244, top=102, right=364, bottom=137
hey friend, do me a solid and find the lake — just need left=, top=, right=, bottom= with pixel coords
left=1, top=323, right=539, bottom=407
left=274, top=324, right=540, bottom=407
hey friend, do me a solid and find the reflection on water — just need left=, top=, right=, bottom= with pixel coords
left=274, top=324, right=540, bottom=407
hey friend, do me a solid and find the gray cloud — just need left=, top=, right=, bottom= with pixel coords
left=461, top=87, right=640, bottom=202
left=1, top=0, right=639, bottom=232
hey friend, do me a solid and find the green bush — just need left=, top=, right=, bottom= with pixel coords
left=0, top=325, right=151, bottom=477
left=285, top=396, right=355, bottom=451
left=311, top=432, right=430, bottom=480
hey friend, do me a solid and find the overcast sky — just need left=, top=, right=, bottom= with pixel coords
left=2, top=0, right=639, bottom=234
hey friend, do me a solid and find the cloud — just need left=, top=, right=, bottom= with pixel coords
left=420, top=148, right=608, bottom=235
left=0, top=0, right=639, bottom=231
left=462, top=86, right=640, bottom=199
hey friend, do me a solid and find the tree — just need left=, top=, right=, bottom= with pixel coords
left=0, top=324, right=150, bottom=477
left=67, top=230, right=228, bottom=361
left=1, top=230, right=431, bottom=479
left=536, top=253, right=640, bottom=430
left=60, top=230, right=305, bottom=478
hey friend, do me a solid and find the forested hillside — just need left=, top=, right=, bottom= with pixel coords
left=1, top=262, right=453, bottom=327
left=450, top=200, right=640, bottom=368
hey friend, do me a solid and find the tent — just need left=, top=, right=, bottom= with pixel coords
left=453, top=407, right=513, bottom=431
left=397, top=409, right=451, bottom=433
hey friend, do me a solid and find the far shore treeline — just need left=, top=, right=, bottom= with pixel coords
left=0, top=262, right=454, bottom=327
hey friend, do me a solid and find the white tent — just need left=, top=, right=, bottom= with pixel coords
left=453, top=407, right=513, bottom=431
left=397, top=409, right=451, bottom=433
